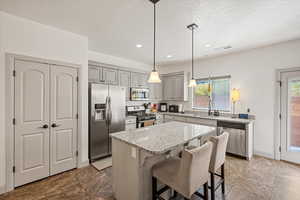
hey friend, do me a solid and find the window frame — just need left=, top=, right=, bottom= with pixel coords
left=192, top=75, right=231, bottom=112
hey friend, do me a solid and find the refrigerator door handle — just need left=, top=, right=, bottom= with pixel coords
left=108, top=96, right=112, bottom=126
left=105, top=96, right=110, bottom=126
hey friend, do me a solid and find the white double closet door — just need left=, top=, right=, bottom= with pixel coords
left=14, top=60, right=78, bottom=187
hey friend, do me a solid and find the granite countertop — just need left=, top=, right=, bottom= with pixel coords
left=160, top=112, right=254, bottom=124
left=111, top=121, right=216, bottom=155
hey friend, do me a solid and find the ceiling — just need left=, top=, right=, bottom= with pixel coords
left=1, top=0, right=300, bottom=65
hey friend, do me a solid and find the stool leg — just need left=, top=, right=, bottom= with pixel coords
left=173, top=190, right=178, bottom=198
left=210, top=172, right=215, bottom=200
left=152, top=177, right=157, bottom=200
left=204, top=182, right=208, bottom=200
left=221, top=164, right=225, bottom=194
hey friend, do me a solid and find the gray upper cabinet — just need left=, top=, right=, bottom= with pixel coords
left=119, top=70, right=131, bottom=87
left=103, top=68, right=119, bottom=85
left=88, top=65, right=103, bottom=83
left=119, top=70, right=131, bottom=101
left=162, top=73, right=186, bottom=101
left=149, top=83, right=162, bottom=100
left=131, top=72, right=148, bottom=88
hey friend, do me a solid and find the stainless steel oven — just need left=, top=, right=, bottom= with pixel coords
left=130, top=88, right=150, bottom=101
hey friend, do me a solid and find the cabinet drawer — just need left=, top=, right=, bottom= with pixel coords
left=173, top=116, right=187, bottom=122
left=186, top=117, right=217, bottom=127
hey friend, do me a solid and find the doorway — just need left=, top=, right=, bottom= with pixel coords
left=13, top=58, right=79, bottom=187
left=280, top=70, right=300, bottom=164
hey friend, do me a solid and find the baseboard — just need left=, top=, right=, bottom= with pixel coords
left=254, top=150, right=274, bottom=159
left=0, top=184, right=6, bottom=195
left=78, top=160, right=90, bottom=168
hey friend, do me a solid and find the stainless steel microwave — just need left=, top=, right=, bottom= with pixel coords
left=130, top=88, right=150, bottom=101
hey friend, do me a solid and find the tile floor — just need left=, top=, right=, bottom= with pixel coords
left=0, top=156, right=300, bottom=200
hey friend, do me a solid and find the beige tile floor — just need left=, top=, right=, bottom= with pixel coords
left=0, top=156, right=300, bottom=200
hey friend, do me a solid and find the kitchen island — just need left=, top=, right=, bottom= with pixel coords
left=111, top=121, right=216, bottom=200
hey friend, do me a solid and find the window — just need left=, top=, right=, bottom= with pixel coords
left=192, top=76, right=230, bottom=111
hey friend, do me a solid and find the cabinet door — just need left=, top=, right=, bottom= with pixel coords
left=88, top=65, right=102, bottom=82
left=149, top=83, right=162, bottom=100
left=163, top=76, right=174, bottom=100
left=131, top=72, right=139, bottom=87
left=131, top=72, right=148, bottom=88
left=174, top=75, right=184, bottom=100
left=103, top=68, right=119, bottom=85
left=139, top=73, right=149, bottom=88
left=119, top=70, right=131, bottom=100
left=186, top=117, right=217, bottom=127
left=164, top=115, right=174, bottom=123
left=119, top=70, right=131, bottom=87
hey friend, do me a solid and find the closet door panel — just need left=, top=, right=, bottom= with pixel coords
left=14, top=60, right=50, bottom=187
left=50, top=65, right=78, bottom=175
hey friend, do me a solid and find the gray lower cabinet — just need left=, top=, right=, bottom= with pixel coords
left=103, top=68, right=119, bottom=85
left=162, top=113, right=254, bottom=160
left=88, top=65, right=103, bottom=83
left=119, top=70, right=131, bottom=100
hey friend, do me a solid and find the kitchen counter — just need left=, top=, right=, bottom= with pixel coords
left=111, top=121, right=216, bottom=154
left=159, top=112, right=254, bottom=124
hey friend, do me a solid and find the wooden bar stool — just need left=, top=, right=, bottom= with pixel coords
left=152, top=142, right=213, bottom=200
left=208, top=132, right=229, bottom=200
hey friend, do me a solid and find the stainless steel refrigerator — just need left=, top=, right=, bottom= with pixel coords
left=89, top=83, right=126, bottom=161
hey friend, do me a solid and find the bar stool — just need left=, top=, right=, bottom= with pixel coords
left=208, top=132, right=229, bottom=200
left=152, top=142, right=213, bottom=200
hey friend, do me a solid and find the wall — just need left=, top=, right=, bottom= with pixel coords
left=160, top=39, right=300, bottom=158
left=0, top=12, right=5, bottom=192
left=88, top=51, right=151, bottom=72
left=0, top=11, right=89, bottom=190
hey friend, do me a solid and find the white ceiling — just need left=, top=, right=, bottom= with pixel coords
left=1, top=0, right=300, bottom=65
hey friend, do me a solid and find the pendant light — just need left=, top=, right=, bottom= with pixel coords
left=187, top=23, right=198, bottom=87
left=148, top=0, right=161, bottom=83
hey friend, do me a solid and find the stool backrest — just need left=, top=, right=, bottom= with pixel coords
left=178, top=142, right=213, bottom=196
left=209, top=132, right=229, bottom=173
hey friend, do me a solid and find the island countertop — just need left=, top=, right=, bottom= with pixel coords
left=110, top=121, right=216, bottom=155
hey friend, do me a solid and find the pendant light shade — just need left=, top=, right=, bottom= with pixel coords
left=148, top=0, right=161, bottom=83
left=188, top=79, right=197, bottom=87
left=148, top=70, right=161, bottom=83
left=187, top=23, right=198, bottom=87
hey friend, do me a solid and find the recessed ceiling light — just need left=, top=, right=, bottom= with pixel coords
left=205, top=44, right=211, bottom=47
left=166, top=55, right=173, bottom=58
left=136, top=44, right=143, bottom=48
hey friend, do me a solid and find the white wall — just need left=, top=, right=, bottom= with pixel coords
left=0, top=12, right=5, bottom=192
left=160, top=39, right=300, bottom=158
left=0, top=11, right=89, bottom=190
left=88, top=50, right=151, bottom=72
left=0, top=11, right=152, bottom=192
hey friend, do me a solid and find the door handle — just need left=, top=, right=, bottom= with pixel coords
left=51, top=123, right=61, bottom=128
left=105, top=96, right=109, bottom=125
left=40, top=124, right=49, bottom=129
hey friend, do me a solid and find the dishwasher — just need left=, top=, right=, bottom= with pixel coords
left=217, top=121, right=247, bottom=158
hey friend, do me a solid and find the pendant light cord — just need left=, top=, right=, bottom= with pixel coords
left=153, top=3, right=156, bottom=72
left=192, top=26, right=194, bottom=79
